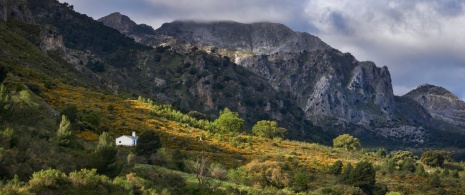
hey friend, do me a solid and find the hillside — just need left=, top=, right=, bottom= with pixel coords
left=1, top=0, right=465, bottom=194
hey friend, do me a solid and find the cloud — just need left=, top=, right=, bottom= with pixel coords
left=301, top=0, right=465, bottom=99
left=59, top=0, right=465, bottom=99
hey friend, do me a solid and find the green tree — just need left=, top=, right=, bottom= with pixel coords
left=56, top=115, right=73, bottom=146
left=340, top=163, right=353, bottom=183
left=252, top=120, right=287, bottom=138
left=328, top=160, right=344, bottom=175
left=0, top=84, right=12, bottom=116
left=136, top=131, right=162, bottom=157
left=401, top=158, right=416, bottom=173
left=349, top=161, right=376, bottom=194
left=421, top=150, right=448, bottom=168
left=92, top=132, right=120, bottom=177
left=333, top=134, right=361, bottom=150
left=213, top=108, right=245, bottom=132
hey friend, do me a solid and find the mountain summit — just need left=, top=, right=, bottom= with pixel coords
left=404, top=84, right=465, bottom=127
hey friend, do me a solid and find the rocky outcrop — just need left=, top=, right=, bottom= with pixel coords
left=404, top=84, right=465, bottom=127
left=98, top=12, right=156, bottom=42
left=0, top=0, right=35, bottom=23
left=97, top=12, right=137, bottom=34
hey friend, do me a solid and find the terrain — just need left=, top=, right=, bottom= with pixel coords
left=0, top=0, right=465, bottom=194
left=99, top=12, right=465, bottom=148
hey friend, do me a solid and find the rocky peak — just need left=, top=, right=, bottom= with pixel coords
left=404, top=84, right=465, bottom=127
left=98, top=12, right=136, bottom=34
left=98, top=12, right=155, bottom=36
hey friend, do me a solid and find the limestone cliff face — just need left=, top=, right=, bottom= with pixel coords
left=0, top=0, right=35, bottom=23
left=239, top=50, right=395, bottom=125
left=404, top=84, right=465, bottom=127
left=147, top=21, right=396, bottom=125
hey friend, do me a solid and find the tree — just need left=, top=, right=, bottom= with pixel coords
left=56, top=115, right=73, bottom=146
left=92, top=132, right=120, bottom=177
left=328, top=160, right=344, bottom=175
left=421, top=150, right=448, bottom=168
left=0, top=84, right=11, bottom=116
left=136, top=131, right=162, bottom=157
left=252, top=120, right=287, bottom=138
left=349, top=161, right=376, bottom=194
left=213, top=108, right=245, bottom=132
left=333, top=134, right=361, bottom=150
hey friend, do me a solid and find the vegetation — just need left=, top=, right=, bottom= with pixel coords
left=252, top=120, right=287, bottom=138
left=213, top=108, right=245, bottom=133
left=421, top=150, right=449, bottom=168
left=136, top=130, right=162, bottom=157
left=333, top=134, right=362, bottom=150
left=56, top=115, right=73, bottom=146
left=1, top=6, right=465, bottom=194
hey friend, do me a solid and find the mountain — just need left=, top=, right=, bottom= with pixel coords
left=404, top=84, right=465, bottom=128
left=100, top=15, right=430, bottom=143
left=97, top=12, right=156, bottom=39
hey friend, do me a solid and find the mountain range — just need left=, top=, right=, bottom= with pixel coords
left=98, top=12, right=465, bottom=147
left=2, top=0, right=465, bottom=148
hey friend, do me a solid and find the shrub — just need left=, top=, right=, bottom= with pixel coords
left=328, top=160, right=344, bottom=175
left=333, top=134, right=361, bottom=150
left=429, top=173, right=441, bottom=189
left=244, top=160, right=292, bottom=188
left=28, top=169, right=69, bottom=192
left=421, top=150, right=448, bottom=168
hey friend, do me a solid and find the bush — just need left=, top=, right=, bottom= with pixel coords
left=244, top=160, right=292, bottom=188
left=28, top=169, right=69, bottom=192
left=333, top=134, right=361, bottom=150
left=421, top=150, right=448, bottom=168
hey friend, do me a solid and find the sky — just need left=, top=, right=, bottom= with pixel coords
left=59, top=0, right=465, bottom=100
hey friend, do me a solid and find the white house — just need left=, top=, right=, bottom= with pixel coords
left=116, top=131, right=138, bottom=146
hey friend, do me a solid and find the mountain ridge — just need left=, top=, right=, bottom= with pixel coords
left=98, top=12, right=465, bottom=145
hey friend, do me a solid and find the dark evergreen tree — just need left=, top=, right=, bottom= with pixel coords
left=136, top=131, right=162, bottom=157
left=349, top=161, right=376, bottom=194
left=92, top=132, right=120, bottom=177
left=328, top=160, right=344, bottom=175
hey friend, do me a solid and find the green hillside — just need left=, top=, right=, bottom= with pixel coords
left=1, top=3, right=465, bottom=195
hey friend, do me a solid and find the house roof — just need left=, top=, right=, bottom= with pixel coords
left=116, top=135, right=138, bottom=139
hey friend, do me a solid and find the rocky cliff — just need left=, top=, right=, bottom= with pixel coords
left=404, top=84, right=465, bottom=128
left=0, top=0, right=35, bottom=23
left=140, top=20, right=396, bottom=127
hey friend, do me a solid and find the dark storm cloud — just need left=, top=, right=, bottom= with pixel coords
left=59, top=0, right=465, bottom=100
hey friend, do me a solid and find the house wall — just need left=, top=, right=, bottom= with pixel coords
left=116, top=136, right=136, bottom=146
